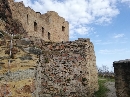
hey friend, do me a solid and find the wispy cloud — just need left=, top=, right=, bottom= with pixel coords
left=99, top=48, right=130, bottom=54
left=121, top=0, right=130, bottom=3
left=121, top=0, right=130, bottom=7
left=96, top=35, right=99, bottom=37
left=114, top=34, right=125, bottom=38
left=15, top=0, right=119, bottom=39
left=94, top=38, right=128, bottom=45
left=94, top=40, right=114, bottom=45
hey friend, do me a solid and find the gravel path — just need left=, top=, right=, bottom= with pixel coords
left=105, top=82, right=117, bottom=97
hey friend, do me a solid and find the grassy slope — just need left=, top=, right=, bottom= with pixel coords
left=94, top=77, right=115, bottom=97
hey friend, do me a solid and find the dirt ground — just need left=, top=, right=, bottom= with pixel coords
left=105, top=82, right=117, bottom=97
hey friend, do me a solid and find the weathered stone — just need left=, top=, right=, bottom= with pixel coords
left=6, top=0, right=69, bottom=42
left=0, top=32, right=4, bottom=38
left=0, top=0, right=98, bottom=97
left=39, top=94, right=52, bottom=97
left=19, top=54, right=32, bottom=60
left=113, top=59, right=130, bottom=97
left=20, top=38, right=31, bottom=45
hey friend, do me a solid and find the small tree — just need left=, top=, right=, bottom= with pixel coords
left=98, top=65, right=109, bottom=77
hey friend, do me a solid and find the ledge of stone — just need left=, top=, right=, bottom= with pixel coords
left=113, top=59, right=130, bottom=64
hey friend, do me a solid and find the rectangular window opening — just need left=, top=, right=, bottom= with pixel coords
left=62, top=26, right=65, bottom=31
left=42, top=27, right=44, bottom=37
left=48, top=32, right=50, bottom=40
left=34, top=22, right=37, bottom=31
left=27, top=14, right=29, bottom=24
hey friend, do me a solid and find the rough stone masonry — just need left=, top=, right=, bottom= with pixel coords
left=33, top=38, right=99, bottom=97
left=113, top=59, right=130, bottom=97
left=8, top=0, right=69, bottom=42
left=0, top=0, right=99, bottom=97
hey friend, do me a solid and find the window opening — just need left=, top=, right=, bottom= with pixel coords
left=62, top=26, right=65, bottom=31
left=27, top=14, right=29, bottom=24
left=48, top=32, right=50, bottom=40
left=34, top=22, right=37, bottom=31
left=42, top=27, right=44, bottom=37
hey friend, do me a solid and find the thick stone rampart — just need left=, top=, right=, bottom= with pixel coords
left=32, top=38, right=98, bottom=97
left=0, top=37, right=98, bottom=97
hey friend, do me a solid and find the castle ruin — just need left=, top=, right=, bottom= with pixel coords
left=8, top=0, right=69, bottom=42
left=0, top=0, right=99, bottom=97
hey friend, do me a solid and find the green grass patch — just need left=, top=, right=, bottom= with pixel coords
left=94, top=78, right=109, bottom=97
left=98, top=76, right=115, bottom=82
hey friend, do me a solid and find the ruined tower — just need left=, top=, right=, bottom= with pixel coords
left=8, top=0, right=69, bottom=42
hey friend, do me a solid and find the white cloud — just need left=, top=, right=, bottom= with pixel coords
left=15, top=0, right=119, bottom=39
left=121, top=0, right=130, bottom=3
left=94, top=40, right=102, bottom=44
left=114, top=34, right=125, bottom=38
left=121, top=0, right=130, bottom=6
left=99, top=48, right=129, bottom=54
left=94, top=36, right=127, bottom=45
left=74, top=26, right=93, bottom=35
left=15, top=0, right=32, bottom=6
left=96, top=35, right=99, bottom=37
left=95, top=41, right=114, bottom=45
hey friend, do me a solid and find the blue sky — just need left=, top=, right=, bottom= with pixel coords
left=15, top=0, right=130, bottom=71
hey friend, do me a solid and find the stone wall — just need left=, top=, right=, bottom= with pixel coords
left=113, top=59, right=130, bottom=97
left=0, top=0, right=27, bottom=35
left=0, top=0, right=98, bottom=96
left=31, top=38, right=98, bottom=97
left=0, top=33, right=98, bottom=97
left=0, top=19, right=6, bottom=31
left=8, top=0, right=69, bottom=42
